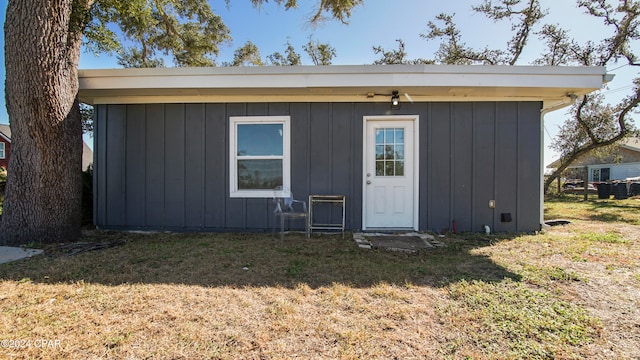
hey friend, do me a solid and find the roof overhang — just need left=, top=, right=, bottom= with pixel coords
left=78, top=64, right=611, bottom=109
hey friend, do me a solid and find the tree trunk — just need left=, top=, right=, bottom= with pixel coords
left=1, top=0, right=89, bottom=245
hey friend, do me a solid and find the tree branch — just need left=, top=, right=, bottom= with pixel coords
left=545, top=79, right=639, bottom=193
left=575, top=95, right=601, bottom=144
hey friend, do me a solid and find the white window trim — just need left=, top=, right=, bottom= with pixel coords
left=0, top=142, right=5, bottom=159
left=229, top=116, right=291, bottom=198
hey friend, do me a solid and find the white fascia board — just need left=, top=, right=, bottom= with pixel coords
left=79, top=65, right=608, bottom=89
left=79, top=64, right=608, bottom=78
left=78, top=65, right=609, bottom=104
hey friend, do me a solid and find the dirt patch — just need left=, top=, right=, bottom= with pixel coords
left=368, top=236, right=431, bottom=250
left=353, top=232, right=446, bottom=252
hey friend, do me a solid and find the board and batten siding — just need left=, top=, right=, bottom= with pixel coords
left=94, top=101, right=542, bottom=233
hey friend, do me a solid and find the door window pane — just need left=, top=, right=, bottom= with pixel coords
left=385, top=145, right=394, bottom=160
left=375, top=127, right=405, bottom=177
left=376, top=145, right=384, bottom=160
left=385, top=161, right=395, bottom=176
left=376, top=161, right=385, bottom=176
left=376, top=129, right=384, bottom=144
left=395, top=161, right=404, bottom=176
left=385, top=129, right=394, bottom=143
left=395, top=145, right=404, bottom=160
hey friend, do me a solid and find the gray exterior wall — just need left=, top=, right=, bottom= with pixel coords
left=94, top=101, right=542, bottom=233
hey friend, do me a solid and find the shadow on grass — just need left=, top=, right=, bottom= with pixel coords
left=0, top=231, right=522, bottom=289
left=587, top=199, right=640, bottom=224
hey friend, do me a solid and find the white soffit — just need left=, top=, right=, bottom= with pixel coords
left=78, top=64, right=610, bottom=105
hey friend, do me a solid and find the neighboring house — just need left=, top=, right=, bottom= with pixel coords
left=0, top=124, right=11, bottom=171
left=78, top=65, right=608, bottom=233
left=546, top=137, right=640, bottom=182
left=0, top=123, right=93, bottom=172
left=82, top=140, right=94, bottom=171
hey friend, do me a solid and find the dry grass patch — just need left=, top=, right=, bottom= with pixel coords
left=0, top=279, right=449, bottom=359
left=1, top=197, right=639, bottom=358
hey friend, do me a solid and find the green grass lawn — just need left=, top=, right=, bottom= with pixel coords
left=1, top=197, right=639, bottom=359
left=545, top=194, right=640, bottom=225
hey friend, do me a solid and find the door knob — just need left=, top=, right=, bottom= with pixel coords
left=366, top=180, right=372, bottom=185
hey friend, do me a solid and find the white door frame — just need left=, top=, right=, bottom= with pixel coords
left=362, top=115, right=420, bottom=230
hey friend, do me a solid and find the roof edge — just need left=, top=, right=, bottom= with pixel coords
left=78, top=64, right=609, bottom=78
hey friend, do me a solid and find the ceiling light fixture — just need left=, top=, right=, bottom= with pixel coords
left=391, top=91, right=400, bottom=110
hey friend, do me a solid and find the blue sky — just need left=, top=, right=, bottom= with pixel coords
left=1, top=0, right=638, bottom=165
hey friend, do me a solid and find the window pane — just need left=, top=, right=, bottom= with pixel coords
left=395, top=161, right=404, bottom=176
left=376, top=161, right=384, bottom=176
left=375, top=145, right=384, bottom=160
left=385, top=129, right=394, bottom=144
left=376, top=129, right=384, bottom=145
left=385, top=161, right=395, bottom=176
left=385, top=145, right=394, bottom=160
left=395, top=145, right=404, bottom=160
left=237, top=159, right=283, bottom=190
left=237, top=124, right=283, bottom=156
left=395, top=129, right=404, bottom=144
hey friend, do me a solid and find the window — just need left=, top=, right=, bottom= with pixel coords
left=591, top=167, right=611, bottom=182
left=230, top=116, right=290, bottom=198
left=375, top=128, right=404, bottom=176
left=0, top=142, right=4, bottom=159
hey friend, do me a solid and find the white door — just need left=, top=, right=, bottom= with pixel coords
left=363, top=117, right=417, bottom=229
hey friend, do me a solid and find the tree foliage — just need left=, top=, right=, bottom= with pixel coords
left=419, top=0, right=546, bottom=65
left=372, top=39, right=432, bottom=65
left=268, top=41, right=303, bottom=65
left=83, top=0, right=361, bottom=67
left=224, top=38, right=335, bottom=66
left=303, top=38, right=337, bottom=65
left=472, top=0, right=546, bottom=65
left=249, top=0, right=363, bottom=24
left=80, top=103, right=94, bottom=134
left=85, top=0, right=231, bottom=67
left=225, top=41, right=264, bottom=66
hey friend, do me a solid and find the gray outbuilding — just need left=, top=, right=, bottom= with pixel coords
left=79, top=65, right=610, bottom=233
